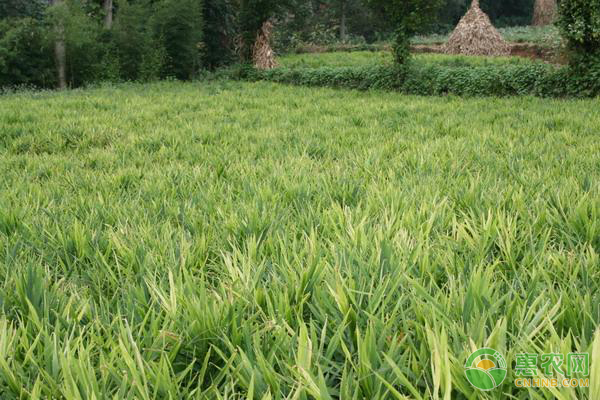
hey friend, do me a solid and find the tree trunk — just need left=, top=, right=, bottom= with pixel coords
left=532, top=0, right=557, bottom=26
left=51, top=0, right=67, bottom=90
left=54, top=36, right=67, bottom=90
left=340, top=0, right=347, bottom=42
left=103, top=0, right=113, bottom=29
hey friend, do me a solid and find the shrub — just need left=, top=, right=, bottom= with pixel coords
left=153, top=0, right=204, bottom=80
left=254, top=65, right=405, bottom=91
left=45, top=0, right=108, bottom=87
left=556, top=0, right=600, bottom=97
left=557, top=0, right=600, bottom=56
left=109, top=0, right=164, bottom=82
left=227, top=60, right=597, bottom=98
left=2, top=0, right=208, bottom=87
left=366, top=0, right=442, bottom=64
left=562, top=53, right=600, bottom=97
left=107, top=0, right=205, bottom=82
left=203, top=0, right=236, bottom=69
left=0, top=17, right=55, bottom=88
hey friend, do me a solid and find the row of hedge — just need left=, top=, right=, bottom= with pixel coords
left=291, top=43, right=389, bottom=54
left=223, top=61, right=599, bottom=98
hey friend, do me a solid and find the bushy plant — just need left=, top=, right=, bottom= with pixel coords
left=556, top=0, right=600, bottom=96
left=365, top=0, right=442, bottom=64
left=44, top=0, right=108, bottom=87
left=230, top=58, right=600, bottom=97
left=0, top=0, right=47, bottom=19
left=2, top=0, right=208, bottom=87
left=557, top=0, right=600, bottom=56
left=107, top=0, right=164, bottom=82
left=203, top=0, right=236, bottom=69
left=0, top=17, right=55, bottom=88
left=154, top=0, right=204, bottom=80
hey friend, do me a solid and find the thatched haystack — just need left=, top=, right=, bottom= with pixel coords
left=252, top=20, right=278, bottom=70
left=532, top=0, right=557, bottom=26
left=443, top=0, right=511, bottom=56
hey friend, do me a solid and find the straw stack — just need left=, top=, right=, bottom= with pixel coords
left=443, top=0, right=511, bottom=56
left=253, top=21, right=278, bottom=70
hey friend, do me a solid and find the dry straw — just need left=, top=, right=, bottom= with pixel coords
left=443, top=0, right=511, bottom=56
left=253, top=20, right=278, bottom=70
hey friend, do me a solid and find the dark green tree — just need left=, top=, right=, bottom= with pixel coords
left=238, top=0, right=293, bottom=61
left=203, top=0, right=236, bottom=68
left=557, top=0, right=600, bottom=56
left=556, top=0, right=600, bottom=96
left=321, top=0, right=373, bottom=42
left=154, top=0, right=204, bottom=79
left=366, top=0, right=443, bottom=64
left=110, top=0, right=165, bottom=81
left=0, top=17, right=55, bottom=87
left=0, top=0, right=47, bottom=19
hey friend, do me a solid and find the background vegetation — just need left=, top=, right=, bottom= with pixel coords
left=1, top=0, right=587, bottom=91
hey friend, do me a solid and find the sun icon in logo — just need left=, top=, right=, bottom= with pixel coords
left=477, top=359, right=496, bottom=370
left=464, top=348, right=507, bottom=391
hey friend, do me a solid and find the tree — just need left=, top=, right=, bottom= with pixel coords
left=329, top=0, right=363, bottom=42
left=203, top=0, right=236, bottom=69
left=103, top=0, right=112, bottom=28
left=532, top=0, right=557, bottom=25
left=0, top=0, right=47, bottom=19
left=238, top=0, right=293, bottom=63
left=154, top=0, right=204, bottom=79
left=49, top=0, right=67, bottom=89
left=339, top=0, right=347, bottom=41
left=0, top=17, right=55, bottom=87
left=111, top=0, right=165, bottom=81
left=557, top=0, right=600, bottom=96
left=557, top=0, right=600, bottom=56
left=366, top=0, right=442, bottom=64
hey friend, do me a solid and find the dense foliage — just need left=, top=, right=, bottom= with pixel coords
left=109, top=0, right=164, bottom=82
left=0, top=17, right=55, bottom=88
left=0, top=0, right=47, bottom=19
left=556, top=0, right=600, bottom=96
left=557, top=0, right=600, bottom=54
left=365, top=0, right=442, bottom=64
left=0, top=81, right=599, bottom=398
left=0, top=0, right=558, bottom=88
left=203, top=0, right=237, bottom=68
left=243, top=62, right=568, bottom=97
left=227, top=52, right=598, bottom=97
left=154, top=0, right=204, bottom=79
left=1, top=0, right=209, bottom=87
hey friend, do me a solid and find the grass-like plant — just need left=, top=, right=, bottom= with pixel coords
left=0, top=80, right=598, bottom=398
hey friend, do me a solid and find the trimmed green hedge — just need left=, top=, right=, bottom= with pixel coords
left=224, top=61, right=597, bottom=98
left=291, top=43, right=388, bottom=54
